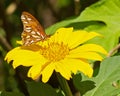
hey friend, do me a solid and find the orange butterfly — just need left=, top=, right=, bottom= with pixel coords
left=21, top=11, right=48, bottom=46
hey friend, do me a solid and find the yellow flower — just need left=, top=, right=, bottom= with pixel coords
left=5, top=27, right=107, bottom=83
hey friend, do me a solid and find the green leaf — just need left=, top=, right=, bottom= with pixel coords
left=73, top=56, right=120, bottom=96
left=45, top=16, right=78, bottom=35
left=76, top=0, right=120, bottom=51
left=26, top=81, right=57, bottom=96
left=1, top=91, right=24, bottom=96
left=46, top=0, right=120, bottom=51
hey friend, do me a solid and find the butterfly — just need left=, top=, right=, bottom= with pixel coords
left=21, top=11, right=48, bottom=46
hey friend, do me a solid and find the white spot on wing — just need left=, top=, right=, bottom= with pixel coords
left=41, top=34, right=44, bottom=39
left=21, top=15, right=25, bottom=20
left=36, top=32, right=41, bottom=35
left=31, top=31, right=36, bottom=34
left=31, top=35, right=40, bottom=38
left=30, top=40, right=34, bottom=43
left=23, top=21, right=28, bottom=24
left=25, top=27, right=32, bottom=32
left=25, top=29, right=31, bottom=32
left=26, top=35, right=30, bottom=38
left=26, top=27, right=31, bottom=30
left=27, top=18, right=32, bottom=21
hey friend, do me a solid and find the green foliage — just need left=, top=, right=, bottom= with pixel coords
left=73, top=56, right=120, bottom=96
left=26, top=81, right=57, bottom=96
left=46, top=0, right=120, bottom=51
left=78, top=0, right=120, bottom=51
left=1, top=91, right=24, bottom=96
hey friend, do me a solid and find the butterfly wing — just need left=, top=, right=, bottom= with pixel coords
left=21, top=12, right=47, bottom=46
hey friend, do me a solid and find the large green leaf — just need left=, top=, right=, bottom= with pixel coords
left=46, top=0, right=120, bottom=51
left=73, top=56, right=120, bottom=96
left=26, top=81, right=57, bottom=96
left=77, top=0, right=120, bottom=51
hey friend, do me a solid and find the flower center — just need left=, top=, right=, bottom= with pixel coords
left=41, top=42, right=69, bottom=61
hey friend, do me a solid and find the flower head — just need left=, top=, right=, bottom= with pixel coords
left=5, top=27, right=107, bottom=83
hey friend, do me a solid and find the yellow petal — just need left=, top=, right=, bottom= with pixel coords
left=28, top=62, right=54, bottom=83
left=67, top=52, right=103, bottom=61
left=70, top=44, right=108, bottom=55
left=27, top=64, right=43, bottom=80
left=55, top=61, right=72, bottom=80
left=41, top=62, right=55, bottom=83
left=16, top=40, right=23, bottom=45
left=50, top=27, right=73, bottom=44
left=69, top=31, right=102, bottom=49
left=59, top=58, right=93, bottom=78
left=5, top=47, right=47, bottom=68
left=67, top=30, right=88, bottom=48
left=80, top=32, right=102, bottom=44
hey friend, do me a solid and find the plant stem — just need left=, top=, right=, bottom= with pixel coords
left=56, top=72, right=73, bottom=96
left=107, top=43, right=120, bottom=57
left=0, top=35, right=12, bottom=51
left=74, top=0, right=81, bottom=15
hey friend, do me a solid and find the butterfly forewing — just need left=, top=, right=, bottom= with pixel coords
left=21, top=12, right=47, bottom=46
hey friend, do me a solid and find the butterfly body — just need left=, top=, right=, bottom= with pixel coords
left=21, top=12, right=48, bottom=46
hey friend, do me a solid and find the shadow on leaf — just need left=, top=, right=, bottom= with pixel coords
left=78, top=80, right=96, bottom=95
left=73, top=73, right=96, bottom=95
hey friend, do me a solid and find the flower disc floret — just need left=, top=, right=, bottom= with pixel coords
left=41, top=42, right=69, bottom=62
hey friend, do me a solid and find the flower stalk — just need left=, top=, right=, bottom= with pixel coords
left=56, top=72, right=73, bottom=96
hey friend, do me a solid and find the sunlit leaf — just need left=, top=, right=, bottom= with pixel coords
left=46, top=0, right=120, bottom=51
left=73, top=56, right=120, bottom=96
